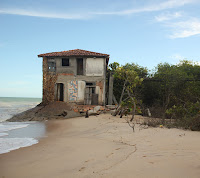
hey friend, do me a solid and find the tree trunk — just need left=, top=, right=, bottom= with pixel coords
left=162, top=93, right=170, bottom=124
left=112, top=80, right=127, bottom=116
left=119, top=80, right=127, bottom=104
left=112, top=105, right=121, bottom=116
left=127, top=90, right=136, bottom=122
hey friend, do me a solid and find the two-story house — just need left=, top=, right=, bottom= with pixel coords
left=38, top=49, right=109, bottom=105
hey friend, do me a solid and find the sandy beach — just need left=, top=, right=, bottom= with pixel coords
left=1, top=114, right=200, bottom=178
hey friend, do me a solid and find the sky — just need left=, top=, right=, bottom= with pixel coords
left=0, top=0, right=200, bottom=98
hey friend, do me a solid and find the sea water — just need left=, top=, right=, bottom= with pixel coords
left=0, top=97, right=46, bottom=154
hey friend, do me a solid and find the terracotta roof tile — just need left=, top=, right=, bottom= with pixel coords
left=38, top=49, right=109, bottom=58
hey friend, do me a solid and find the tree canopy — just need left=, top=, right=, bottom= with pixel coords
left=108, top=60, right=200, bottom=131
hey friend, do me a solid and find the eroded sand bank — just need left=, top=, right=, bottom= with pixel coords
left=1, top=114, right=200, bottom=178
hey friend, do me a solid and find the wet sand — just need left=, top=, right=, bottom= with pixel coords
left=1, top=114, right=200, bottom=178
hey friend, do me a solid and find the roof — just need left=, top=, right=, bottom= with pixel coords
left=38, top=49, right=109, bottom=59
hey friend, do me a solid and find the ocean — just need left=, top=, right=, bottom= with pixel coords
left=0, top=97, right=46, bottom=154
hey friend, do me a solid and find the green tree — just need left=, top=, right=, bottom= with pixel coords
left=111, top=63, right=145, bottom=127
left=142, top=60, right=200, bottom=127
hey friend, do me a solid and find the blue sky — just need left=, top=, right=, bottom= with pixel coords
left=0, top=0, right=200, bottom=97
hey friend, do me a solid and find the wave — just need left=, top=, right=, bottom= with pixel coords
left=0, top=123, right=29, bottom=133
left=0, top=138, right=38, bottom=154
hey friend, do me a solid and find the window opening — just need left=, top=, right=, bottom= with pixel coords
left=62, top=58, right=69, bottom=66
left=77, top=58, right=83, bottom=75
left=48, top=62, right=56, bottom=72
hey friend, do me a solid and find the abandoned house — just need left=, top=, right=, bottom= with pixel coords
left=38, top=49, right=109, bottom=105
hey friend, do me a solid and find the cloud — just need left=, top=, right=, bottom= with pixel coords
left=0, top=0, right=196, bottom=19
left=0, top=8, right=89, bottom=20
left=94, top=0, right=196, bottom=15
left=167, top=54, right=187, bottom=65
left=155, top=12, right=182, bottom=22
left=170, top=54, right=186, bottom=61
left=169, top=18, right=200, bottom=38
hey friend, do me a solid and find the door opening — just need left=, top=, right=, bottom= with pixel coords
left=56, top=83, right=64, bottom=101
left=77, top=58, right=83, bottom=75
left=84, top=82, right=98, bottom=105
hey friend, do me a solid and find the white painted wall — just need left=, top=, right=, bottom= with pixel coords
left=78, top=81, right=86, bottom=102
left=86, top=58, right=104, bottom=76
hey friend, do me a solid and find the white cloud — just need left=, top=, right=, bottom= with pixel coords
left=167, top=54, right=187, bottom=65
left=0, top=0, right=197, bottom=19
left=0, top=8, right=89, bottom=20
left=94, top=0, right=196, bottom=15
left=155, top=12, right=182, bottom=22
left=170, top=54, right=185, bottom=61
left=169, top=18, right=200, bottom=38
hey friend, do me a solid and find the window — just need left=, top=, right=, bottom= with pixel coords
left=48, top=62, right=56, bottom=72
left=86, top=82, right=96, bottom=93
left=77, top=58, right=83, bottom=75
left=62, top=58, right=69, bottom=66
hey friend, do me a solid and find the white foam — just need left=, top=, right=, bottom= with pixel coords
left=0, top=138, right=38, bottom=154
left=0, top=133, right=8, bottom=137
left=0, top=123, right=29, bottom=132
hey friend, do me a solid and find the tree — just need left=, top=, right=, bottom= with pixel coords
left=141, top=60, right=200, bottom=126
left=109, top=63, right=145, bottom=131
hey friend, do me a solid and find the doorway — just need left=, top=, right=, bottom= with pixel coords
left=56, top=83, right=64, bottom=101
left=84, top=82, right=98, bottom=105
left=77, top=58, right=83, bottom=75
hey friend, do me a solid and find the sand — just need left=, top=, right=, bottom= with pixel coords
left=1, top=114, right=200, bottom=178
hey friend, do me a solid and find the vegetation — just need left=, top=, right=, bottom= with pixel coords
left=109, top=60, right=200, bottom=131
left=108, top=62, right=147, bottom=131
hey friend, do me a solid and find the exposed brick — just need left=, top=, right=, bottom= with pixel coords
left=58, top=73, right=73, bottom=76
left=42, top=57, right=58, bottom=104
left=96, top=81, right=104, bottom=90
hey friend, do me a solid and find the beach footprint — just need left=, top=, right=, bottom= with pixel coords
left=79, top=167, right=86, bottom=172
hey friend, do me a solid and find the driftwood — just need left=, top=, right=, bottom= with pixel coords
left=57, top=110, right=68, bottom=117
left=120, top=107, right=128, bottom=118
left=85, top=110, right=89, bottom=118
left=112, top=106, right=121, bottom=116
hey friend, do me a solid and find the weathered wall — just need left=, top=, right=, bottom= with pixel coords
left=42, top=57, right=57, bottom=104
left=42, top=57, right=107, bottom=105
left=78, top=81, right=86, bottom=103
left=56, top=57, right=76, bottom=74
left=96, top=80, right=104, bottom=105
left=56, top=74, right=105, bottom=104
left=56, top=57, right=87, bottom=76
left=86, top=58, right=104, bottom=76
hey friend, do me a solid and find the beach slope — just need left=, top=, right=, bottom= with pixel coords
left=1, top=114, right=200, bottom=178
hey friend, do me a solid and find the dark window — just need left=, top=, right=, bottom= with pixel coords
left=62, top=58, right=69, bottom=66
left=86, top=82, right=95, bottom=86
left=77, top=58, right=83, bottom=75
left=48, top=62, right=56, bottom=72
left=86, top=82, right=96, bottom=93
